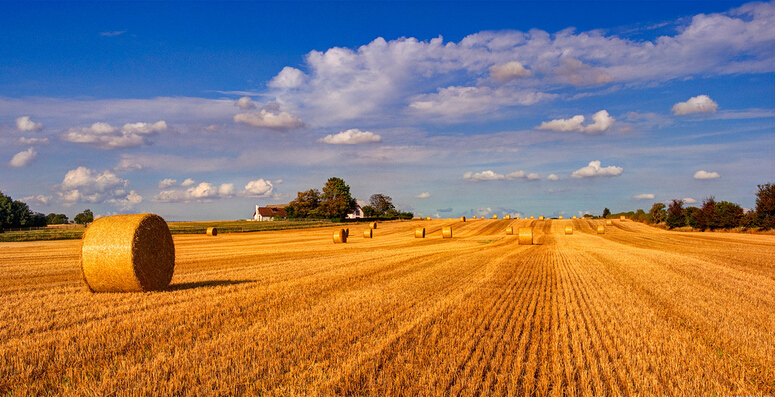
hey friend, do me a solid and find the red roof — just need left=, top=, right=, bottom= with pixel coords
left=256, top=206, right=286, bottom=218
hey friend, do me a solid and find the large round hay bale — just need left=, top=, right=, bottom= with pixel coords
left=80, top=213, right=175, bottom=292
left=344, top=228, right=350, bottom=238
left=505, top=226, right=514, bottom=235
left=597, top=225, right=605, bottom=234
left=333, top=229, right=347, bottom=243
left=517, top=227, right=533, bottom=245
left=206, top=227, right=217, bottom=236
left=415, top=227, right=425, bottom=238
left=606, top=219, right=613, bottom=225
left=565, top=225, right=573, bottom=235
left=459, top=216, right=466, bottom=222
left=363, top=229, right=373, bottom=238
left=370, top=222, right=377, bottom=229
left=442, top=226, right=453, bottom=238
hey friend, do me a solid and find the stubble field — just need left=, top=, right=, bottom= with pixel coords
left=1, top=218, right=773, bottom=396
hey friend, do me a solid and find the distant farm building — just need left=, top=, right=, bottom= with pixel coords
left=347, top=205, right=364, bottom=219
left=253, top=205, right=287, bottom=221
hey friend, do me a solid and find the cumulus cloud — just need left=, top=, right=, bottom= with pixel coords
left=571, top=161, right=623, bottom=178
left=16, top=116, right=43, bottom=132
left=506, top=170, right=539, bottom=180
left=9, top=147, right=37, bottom=167
left=537, top=110, right=614, bottom=133
left=18, top=137, right=49, bottom=145
left=408, top=86, right=555, bottom=119
left=633, top=193, right=655, bottom=200
left=684, top=197, right=698, bottom=204
left=693, top=170, right=721, bottom=179
left=319, top=128, right=382, bottom=144
left=158, top=178, right=177, bottom=189
left=235, top=96, right=256, bottom=110
left=463, top=170, right=505, bottom=181
left=547, top=174, right=559, bottom=181
left=181, top=178, right=196, bottom=187
left=243, top=179, right=275, bottom=197
left=489, top=61, right=531, bottom=82
left=22, top=194, right=52, bottom=207
left=154, top=181, right=238, bottom=203
left=61, top=121, right=167, bottom=149
left=416, top=192, right=431, bottom=199
left=268, top=66, right=307, bottom=88
left=56, top=167, right=139, bottom=208
left=234, top=109, right=304, bottom=131
left=672, top=95, right=719, bottom=115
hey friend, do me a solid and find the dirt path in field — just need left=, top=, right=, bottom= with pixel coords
left=0, top=219, right=773, bottom=396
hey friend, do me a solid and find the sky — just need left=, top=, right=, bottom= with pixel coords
left=1, top=1, right=774, bottom=221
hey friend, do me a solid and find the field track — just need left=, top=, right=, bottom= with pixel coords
left=1, top=219, right=773, bottom=396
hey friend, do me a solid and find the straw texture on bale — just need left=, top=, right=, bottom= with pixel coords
left=539, top=215, right=545, bottom=220
left=620, top=216, right=626, bottom=221
left=504, top=215, right=511, bottom=220
left=363, top=229, right=373, bottom=238
left=573, top=216, right=577, bottom=219
left=565, top=225, right=573, bottom=235
left=80, top=213, right=175, bottom=293
left=530, top=216, right=534, bottom=220
left=517, top=227, right=533, bottom=245
left=426, top=216, right=431, bottom=220
left=370, top=222, right=377, bottom=229
left=415, top=228, right=425, bottom=238
left=442, top=226, right=453, bottom=238
left=333, top=229, right=347, bottom=243
left=459, top=216, right=466, bottom=222
left=597, top=225, right=605, bottom=234
left=506, top=226, right=514, bottom=235
left=559, top=215, right=563, bottom=219
left=493, top=214, right=498, bottom=219
left=206, top=227, right=217, bottom=236
left=606, top=220, right=613, bottom=225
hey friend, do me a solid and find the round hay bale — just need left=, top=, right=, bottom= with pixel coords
left=442, top=226, right=453, bottom=238
left=363, top=229, right=373, bottom=238
left=597, top=225, right=605, bottom=234
left=559, top=215, right=563, bottom=219
left=539, top=215, right=545, bottom=220
left=505, top=226, right=514, bottom=235
left=530, top=216, right=534, bottom=220
left=493, top=214, right=498, bottom=219
left=504, top=214, right=511, bottom=220
left=80, top=213, right=175, bottom=292
left=572, top=216, right=577, bottom=219
left=370, top=222, right=377, bottom=229
left=565, top=225, right=573, bottom=235
left=606, top=219, right=613, bottom=225
left=459, top=216, right=466, bottom=222
left=517, top=227, right=533, bottom=245
left=333, top=229, right=347, bottom=243
left=415, top=227, right=425, bottom=238
left=472, top=216, right=477, bottom=219
left=426, top=216, right=431, bottom=220
left=206, top=227, right=217, bottom=236
left=620, top=216, right=626, bottom=221
left=345, top=228, right=350, bottom=238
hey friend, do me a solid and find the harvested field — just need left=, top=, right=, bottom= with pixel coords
left=0, top=219, right=773, bottom=396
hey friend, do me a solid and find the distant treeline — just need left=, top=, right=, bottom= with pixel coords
left=1, top=190, right=96, bottom=231
left=284, top=177, right=413, bottom=220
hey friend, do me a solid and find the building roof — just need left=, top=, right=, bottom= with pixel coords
left=256, top=206, right=287, bottom=218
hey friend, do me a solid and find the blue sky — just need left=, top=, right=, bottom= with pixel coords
left=1, top=1, right=773, bottom=221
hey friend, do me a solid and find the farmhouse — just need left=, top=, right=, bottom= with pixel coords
left=253, top=204, right=287, bottom=221
left=347, top=205, right=364, bottom=219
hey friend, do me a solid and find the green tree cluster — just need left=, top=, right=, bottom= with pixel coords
left=285, top=177, right=357, bottom=219
left=660, top=183, right=774, bottom=230
left=74, top=209, right=94, bottom=225
left=0, top=191, right=47, bottom=230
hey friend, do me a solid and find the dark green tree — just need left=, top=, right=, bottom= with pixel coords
left=318, top=177, right=356, bottom=219
left=361, top=205, right=377, bottom=217
left=685, top=206, right=701, bottom=229
left=665, top=199, right=685, bottom=229
left=602, top=208, right=611, bottom=218
left=74, top=209, right=94, bottom=225
left=649, top=202, right=666, bottom=224
left=286, top=189, right=321, bottom=218
left=696, top=197, right=717, bottom=231
left=714, top=201, right=744, bottom=229
left=369, top=194, right=395, bottom=217
left=46, top=213, right=69, bottom=224
left=755, top=183, right=774, bottom=230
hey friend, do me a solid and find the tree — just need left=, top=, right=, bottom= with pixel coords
left=665, top=199, right=685, bottom=229
left=318, top=177, right=356, bottom=219
left=649, top=203, right=666, bottom=224
left=685, top=206, right=701, bottom=229
left=602, top=208, right=611, bottom=218
left=46, top=213, right=69, bottom=224
left=74, top=209, right=94, bottom=225
left=361, top=205, right=377, bottom=217
left=369, top=194, right=395, bottom=217
left=286, top=189, right=321, bottom=218
left=755, top=183, right=774, bottom=230
left=714, top=201, right=744, bottom=229
left=696, top=196, right=717, bottom=231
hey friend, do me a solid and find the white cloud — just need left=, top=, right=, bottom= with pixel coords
left=571, top=161, right=623, bottom=178
left=181, top=178, right=196, bottom=187
left=61, top=121, right=167, bottom=149
left=633, top=193, right=655, bottom=200
left=56, top=167, right=137, bottom=207
left=243, top=179, right=275, bottom=197
left=21, top=194, right=52, bottom=207
left=547, top=174, right=559, bottom=181
left=505, top=170, right=539, bottom=180
left=153, top=180, right=240, bottom=203
left=268, top=67, right=306, bottom=89
left=463, top=170, right=505, bottom=181
left=234, top=109, right=304, bottom=131
left=18, top=137, right=49, bottom=145
left=408, top=86, right=555, bottom=119
left=16, top=116, right=43, bottom=132
left=218, top=183, right=235, bottom=197
left=489, top=61, right=531, bottom=82
left=9, top=147, right=37, bottom=167
left=684, top=197, right=698, bottom=204
left=107, top=190, right=143, bottom=211
left=537, top=110, right=614, bottom=133
left=416, top=192, right=431, bottom=199
left=672, top=95, right=719, bottom=115
left=158, top=179, right=177, bottom=189
left=693, top=170, right=721, bottom=179
left=235, top=96, right=256, bottom=110
left=319, top=129, right=382, bottom=144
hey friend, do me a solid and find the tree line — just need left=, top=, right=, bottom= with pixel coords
left=0, top=191, right=94, bottom=230
left=284, top=177, right=413, bottom=220
left=606, top=183, right=774, bottom=231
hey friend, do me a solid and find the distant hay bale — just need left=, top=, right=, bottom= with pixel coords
left=344, top=228, right=350, bottom=238
left=206, top=227, right=217, bottom=236
left=606, top=220, right=613, bottom=225
left=559, top=215, right=563, bottom=219
left=426, top=216, right=431, bottom=220
left=572, top=216, right=577, bottom=219
left=333, top=229, right=347, bottom=243
left=539, top=215, right=545, bottom=220
left=506, top=226, right=514, bottom=235
left=459, top=216, right=466, bottom=222
left=370, top=222, right=377, bottom=229
left=597, top=225, right=605, bottom=234
left=517, top=227, right=533, bottom=245
left=530, top=216, right=534, bottom=220
left=442, top=226, right=453, bottom=238
left=620, top=216, right=626, bottom=221
left=565, top=225, right=573, bottom=235
left=493, top=214, right=498, bottom=219
left=415, top=227, right=425, bottom=238
left=363, top=229, right=373, bottom=238
left=80, top=213, right=175, bottom=292
left=504, top=214, right=511, bottom=220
